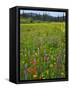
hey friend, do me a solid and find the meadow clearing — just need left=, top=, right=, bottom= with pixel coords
left=20, top=22, right=66, bottom=80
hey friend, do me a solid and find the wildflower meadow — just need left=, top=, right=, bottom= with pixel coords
left=20, top=10, right=66, bottom=80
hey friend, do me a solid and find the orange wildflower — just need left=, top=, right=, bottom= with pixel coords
left=30, top=60, right=38, bottom=65
left=27, top=66, right=37, bottom=75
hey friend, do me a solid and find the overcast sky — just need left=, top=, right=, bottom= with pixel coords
left=20, top=10, right=65, bottom=17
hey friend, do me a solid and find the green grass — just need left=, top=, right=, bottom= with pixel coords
left=20, top=22, right=66, bottom=80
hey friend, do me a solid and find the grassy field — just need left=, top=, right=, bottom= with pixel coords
left=20, top=22, right=66, bottom=80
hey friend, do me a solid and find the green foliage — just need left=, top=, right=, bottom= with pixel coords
left=20, top=17, right=33, bottom=24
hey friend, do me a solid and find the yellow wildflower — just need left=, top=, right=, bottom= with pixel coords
left=61, top=72, right=64, bottom=76
left=33, top=74, right=37, bottom=78
left=50, top=64, right=53, bottom=68
left=46, top=70, right=49, bottom=75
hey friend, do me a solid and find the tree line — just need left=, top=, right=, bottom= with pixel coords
left=20, top=12, right=65, bottom=23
